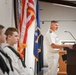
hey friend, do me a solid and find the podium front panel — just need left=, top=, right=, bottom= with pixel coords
left=67, top=50, right=76, bottom=65
left=67, top=50, right=76, bottom=75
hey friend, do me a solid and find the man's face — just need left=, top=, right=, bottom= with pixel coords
left=0, top=29, right=6, bottom=43
left=50, top=22, right=59, bottom=31
left=9, top=32, right=19, bottom=45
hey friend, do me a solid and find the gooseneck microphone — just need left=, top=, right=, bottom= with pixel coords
left=64, top=31, right=76, bottom=43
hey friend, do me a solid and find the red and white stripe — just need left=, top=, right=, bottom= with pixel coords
left=18, top=0, right=35, bottom=55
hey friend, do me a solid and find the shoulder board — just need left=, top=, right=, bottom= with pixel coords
left=49, top=30, right=52, bottom=33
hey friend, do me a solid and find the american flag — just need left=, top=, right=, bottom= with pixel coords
left=15, top=0, right=35, bottom=58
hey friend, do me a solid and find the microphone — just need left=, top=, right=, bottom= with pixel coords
left=64, top=31, right=76, bottom=43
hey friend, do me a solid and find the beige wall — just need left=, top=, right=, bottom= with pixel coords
left=0, top=0, right=15, bottom=28
left=39, top=1, right=76, bottom=40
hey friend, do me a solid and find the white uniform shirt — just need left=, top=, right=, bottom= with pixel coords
left=44, top=29, right=60, bottom=59
left=3, top=44, right=29, bottom=75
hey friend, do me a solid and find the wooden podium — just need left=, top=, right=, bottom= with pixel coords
left=58, top=50, right=67, bottom=75
left=64, top=44, right=76, bottom=75
left=65, top=44, right=76, bottom=75
left=58, top=44, right=76, bottom=75
left=67, top=50, right=76, bottom=75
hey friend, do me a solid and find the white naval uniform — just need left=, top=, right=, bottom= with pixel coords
left=3, top=44, right=29, bottom=75
left=44, top=29, right=60, bottom=75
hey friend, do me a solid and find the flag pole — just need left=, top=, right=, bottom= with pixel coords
left=13, top=0, right=18, bottom=29
left=24, top=48, right=26, bottom=63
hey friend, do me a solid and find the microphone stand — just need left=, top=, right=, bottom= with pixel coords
left=65, top=31, right=76, bottom=44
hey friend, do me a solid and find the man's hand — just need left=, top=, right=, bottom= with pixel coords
left=65, top=44, right=73, bottom=49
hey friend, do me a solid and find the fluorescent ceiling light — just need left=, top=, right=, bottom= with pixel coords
left=52, top=3, right=76, bottom=9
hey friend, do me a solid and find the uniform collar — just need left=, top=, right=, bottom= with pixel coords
left=49, top=29, right=54, bottom=33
